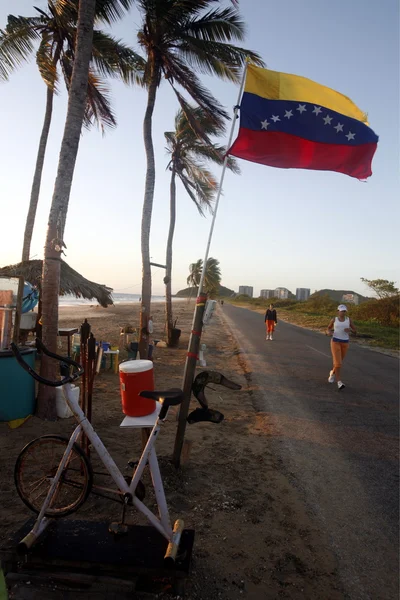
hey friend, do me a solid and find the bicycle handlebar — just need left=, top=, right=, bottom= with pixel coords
left=10, top=338, right=84, bottom=387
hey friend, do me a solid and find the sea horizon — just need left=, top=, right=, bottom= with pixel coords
left=58, top=292, right=183, bottom=307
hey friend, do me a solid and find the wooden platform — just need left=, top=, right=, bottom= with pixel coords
left=1, top=518, right=195, bottom=598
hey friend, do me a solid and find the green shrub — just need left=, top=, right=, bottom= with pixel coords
left=352, top=296, right=399, bottom=327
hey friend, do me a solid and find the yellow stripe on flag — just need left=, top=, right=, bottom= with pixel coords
left=245, top=65, right=368, bottom=124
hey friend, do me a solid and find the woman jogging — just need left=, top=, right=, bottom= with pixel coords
left=326, top=304, right=357, bottom=389
left=264, top=304, right=277, bottom=340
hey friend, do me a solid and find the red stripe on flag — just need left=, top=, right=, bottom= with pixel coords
left=229, top=128, right=377, bottom=179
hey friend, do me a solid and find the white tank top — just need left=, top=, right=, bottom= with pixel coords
left=333, top=316, right=349, bottom=341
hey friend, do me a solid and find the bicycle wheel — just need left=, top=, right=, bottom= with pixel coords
left=15, top=434, right=93, bottom=517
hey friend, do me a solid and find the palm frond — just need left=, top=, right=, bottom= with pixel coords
left=179, top=174, right=206, bottom=215
left=164, top=57, right=229, bottom=121
left=177, top=105, right=227, bottom=138
left=188, top=142, right=241, bottom=174
left=55, top=0, right=133, bottom=25
left=91, top=30, right=146, bottom=85
left=36, top=35, right=59, bottom=90
left=171, top=90, right=214, bottom=143
left=177, top=37, right=264, bottom=82
left=60, top=54, right=116, bottom=132
left=0, top=16, right=41, bottom=80
left=183, top=7, right=246, bottom=43
left=84, top=70, right=117, bottom=133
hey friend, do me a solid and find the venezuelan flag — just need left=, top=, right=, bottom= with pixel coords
left=229, top=65, right=378, bottom=179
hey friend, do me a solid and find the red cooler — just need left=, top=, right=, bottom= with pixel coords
left=119, top=360, right=155, bottom=417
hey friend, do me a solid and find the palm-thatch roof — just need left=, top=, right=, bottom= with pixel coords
left=0, top=260, right=113, bottom=307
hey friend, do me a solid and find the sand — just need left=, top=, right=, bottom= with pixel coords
left=0, top=301, right=344, bottom=599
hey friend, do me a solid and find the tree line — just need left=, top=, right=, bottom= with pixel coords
left=1, top=0, right=263, bottom=418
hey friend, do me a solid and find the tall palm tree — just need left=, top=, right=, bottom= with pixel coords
left=0, top=0, right=143, bottom=262
left=135, top=0, right=264, bottom=357
left=187, top=257, right=222, bottom=298
left=36, top=1, right=144, bottom=419
left=38, top=0, right=97, bottom=419
left=164, top=106, right=239, bottom=343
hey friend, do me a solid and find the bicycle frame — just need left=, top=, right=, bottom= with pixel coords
left=21, top=381, right=177, bottom=552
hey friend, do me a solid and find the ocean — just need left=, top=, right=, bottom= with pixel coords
left=59, top=293, right=180, bottom=307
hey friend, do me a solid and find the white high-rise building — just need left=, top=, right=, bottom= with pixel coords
left=296, top=288, right=310, bottom=301
left=239, top=286, right=253, bottom=297
left=274, top=287, right=289, bottom=299
left=260, top=289, right=275, bottom=299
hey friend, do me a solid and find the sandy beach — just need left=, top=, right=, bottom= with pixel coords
left=1, top=301, right=344, bottom=599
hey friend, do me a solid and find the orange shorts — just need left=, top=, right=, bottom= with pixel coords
left=266, top=320, right=275, bottom=333
left=331, top=340, right=349, bottom=367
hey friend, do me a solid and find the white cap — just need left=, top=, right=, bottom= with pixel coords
left=337, top=304, right=347, bottom=311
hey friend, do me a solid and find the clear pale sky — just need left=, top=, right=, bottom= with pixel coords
left=1, top=0, right=399, bottom=297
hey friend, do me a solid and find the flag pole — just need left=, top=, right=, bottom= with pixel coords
left=197, top=62, right=248, bottom=296
left=172, top=61, right=248, bottom=468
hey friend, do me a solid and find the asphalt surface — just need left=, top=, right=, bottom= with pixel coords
left=221, top=304, right=399, bottom=600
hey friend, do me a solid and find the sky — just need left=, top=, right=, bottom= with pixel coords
left=0, top=0, right=399, bottom=298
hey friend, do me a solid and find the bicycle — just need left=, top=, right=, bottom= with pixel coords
left=11, top=339, right=241, bottom=564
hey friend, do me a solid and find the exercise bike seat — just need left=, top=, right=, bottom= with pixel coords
left=139, top=388, right=184, bottom=406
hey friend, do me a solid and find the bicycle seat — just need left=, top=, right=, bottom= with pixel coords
left=139, top=388, right=184, bottom=406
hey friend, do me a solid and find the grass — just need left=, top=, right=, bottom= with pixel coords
left=226, top=298, right=399, bottom=351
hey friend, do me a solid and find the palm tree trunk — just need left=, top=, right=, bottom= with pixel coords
left=21, top=86, right=54, bottom=261
left=165, top=167, right=176, bottom=345
left=21, top=47, right=61, bottom=263
left=139, top=66, right=159, bottom=359
left=37, top=0, right=96, bottom=419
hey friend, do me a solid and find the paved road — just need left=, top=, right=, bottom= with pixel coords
left=221, top=304, right=399, bottom=600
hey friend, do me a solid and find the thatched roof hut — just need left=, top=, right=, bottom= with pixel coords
left=0, top=260, right=113, bottom=307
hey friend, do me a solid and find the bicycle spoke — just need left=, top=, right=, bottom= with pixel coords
left=25, top=476, right=48, bottom=495
left=15, top=437, right=92, bottom=516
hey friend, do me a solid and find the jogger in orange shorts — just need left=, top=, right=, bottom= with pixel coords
left=326, top=304, right=356, bottom=390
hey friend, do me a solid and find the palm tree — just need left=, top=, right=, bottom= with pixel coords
left=187, top=257, right=222, bottom=298
left=0, top=0, right=144, bottom=262
left=37, top=0, right=143, bottom=419
left=38, top=0, right=97, bottom=419
left=164, top=106, right=239, bottom=344
left=135, top=0, right=264, bottom=357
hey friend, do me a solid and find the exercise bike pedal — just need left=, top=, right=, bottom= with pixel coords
left=108, top=522, right=128, bottom=536
left=123, top=475, right=146, bottom=502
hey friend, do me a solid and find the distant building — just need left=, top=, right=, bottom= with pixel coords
left=342, top=293, right=359, bottom=305
left=239, top=286, right=253, bottom=297
left=274, top=287, right=289, bottom=299
left=260, top=289, right=275, bottom=299
left=296, top=288, right=310, bottom=301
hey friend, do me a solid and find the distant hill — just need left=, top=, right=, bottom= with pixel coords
left=175, top=284, right=236, bottom=298
left=311, top=289, right=371, bottom=304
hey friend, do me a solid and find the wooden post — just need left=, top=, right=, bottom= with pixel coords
left=172, top=293, right=207, bottom=468
left=13, top=277, right=24, bottom=345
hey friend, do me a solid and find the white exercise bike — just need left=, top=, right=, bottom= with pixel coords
left=11, top=339, right=241, bottom=564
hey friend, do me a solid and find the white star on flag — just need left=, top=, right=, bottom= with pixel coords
left=284, top=110, right=293, bottom=119
left=334, top=123, right=344, bottom=133
left=297, top=104, right=307, bottom=114
left=261, top=119, right=270, bottom=130
left=323, top=115, right=333, bottom=125
left=346, top=131, right=356, bottom=141
left=271, top=115, right=280, bottom=123
left=312, top=106, right=322, bottom=115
